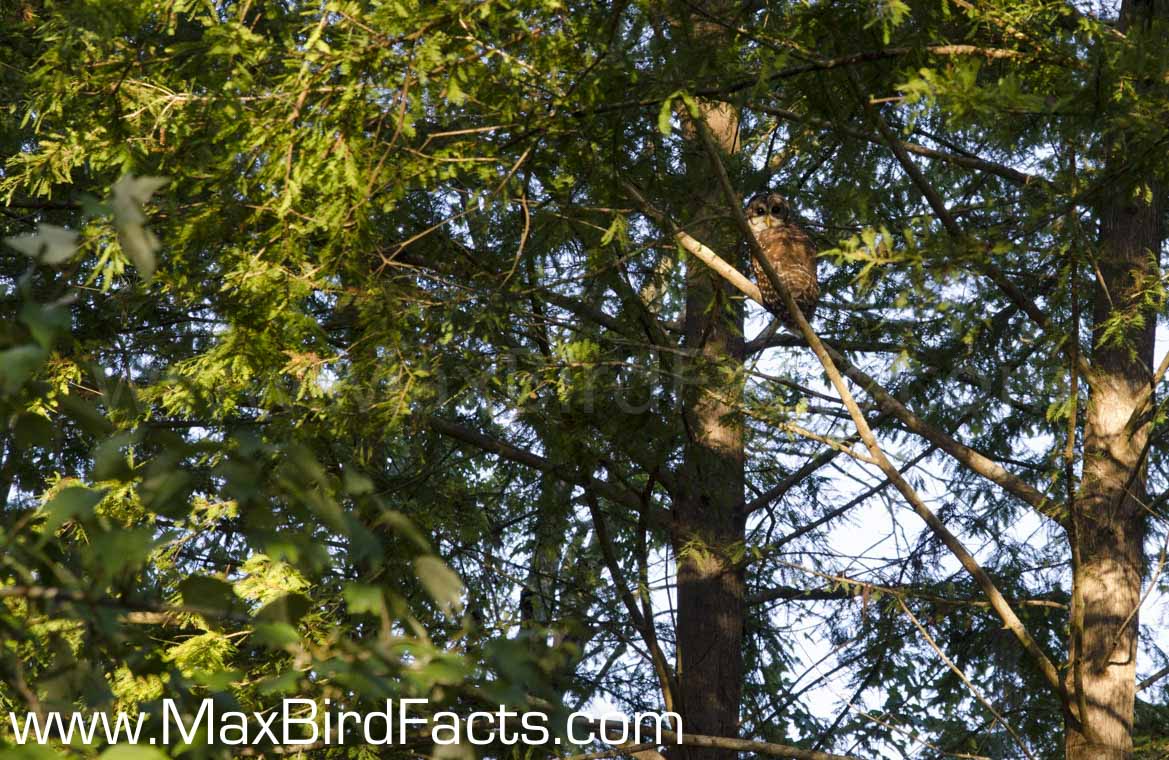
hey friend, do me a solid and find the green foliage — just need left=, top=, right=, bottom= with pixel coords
left=2, top=0, right=1169, bottom=758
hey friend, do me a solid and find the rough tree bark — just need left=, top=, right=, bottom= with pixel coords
left=675, top=95, right=746, bottom=760
left=672, top=1, right=747, bottom=744
left=1066, top=3, right=1165, bottom=757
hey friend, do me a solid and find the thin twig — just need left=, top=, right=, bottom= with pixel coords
left=682, top=115, right=1073, bottom=718
left=895, top=596, right=1036, bottom=760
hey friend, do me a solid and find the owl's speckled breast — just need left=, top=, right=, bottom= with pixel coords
left=750, top=223, right=819, bottom=326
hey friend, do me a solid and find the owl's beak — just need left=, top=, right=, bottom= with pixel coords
left=763, top=215, right=774, bottom=228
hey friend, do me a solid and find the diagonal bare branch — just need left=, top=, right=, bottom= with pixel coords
left=822, top=346, right=1062, bottom=522
left=682, top=114, right=1074, bottom=715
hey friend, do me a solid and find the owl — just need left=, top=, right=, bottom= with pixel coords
left=745, top=192, right=819, bottom=327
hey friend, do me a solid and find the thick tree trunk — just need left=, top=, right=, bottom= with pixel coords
left=676, top=273, right=745, bottom=756
left=1067, top=193, right=1158, bottom=760
left=675, top=98, right=745, bottom=760
left=1066, top=5, right=1164, bottom=752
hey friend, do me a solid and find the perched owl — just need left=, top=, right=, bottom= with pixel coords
left=745, top=192, right=819, bottom=327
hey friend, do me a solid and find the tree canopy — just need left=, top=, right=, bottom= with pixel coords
left=2, top=0, right=1169, bottom=758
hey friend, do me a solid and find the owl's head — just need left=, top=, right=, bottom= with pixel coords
left=745, top=192, right=793, bottom=232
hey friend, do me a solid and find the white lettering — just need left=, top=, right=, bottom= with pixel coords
left=282, top=698, right=318, bottom=745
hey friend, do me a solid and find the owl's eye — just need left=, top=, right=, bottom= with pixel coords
left=771, top=205, right=784, bottom=215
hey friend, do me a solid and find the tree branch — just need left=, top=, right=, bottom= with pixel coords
left=894, top=596, right=1037, bottom=760
left=750, top=103, right=1038, bottom=186
left=674, top=200, right=1060, bottom=521
left=750, top=582, right=1065, bottom=610
left=429, top=417, right=645, bottom=510
left=668, top=732, right=860, bottom=760
left=685, top=118, right=1073, bottom=714
left=0, top=585, right=249, bottom=624
left=851, top=76, right=1097, bottom=384
left=1138, top=664, right=1169, bottom=693
left=821, top=346, right=1061, bottom=522
left=583, top=487, right=680, bottom=712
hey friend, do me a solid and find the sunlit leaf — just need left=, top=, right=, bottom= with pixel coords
left=109, top=174, right=168, bottom=278
left=3, top=223, right=78, bottom=265
left=39, top=486, right=105, bottom=537
left=414, top=555, right=465, bottom=617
